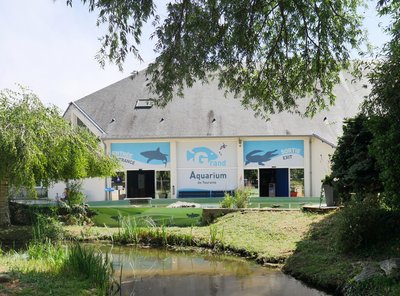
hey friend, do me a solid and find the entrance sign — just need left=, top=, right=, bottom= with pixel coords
left=111, top=142, right=170, bottom=169
left=244, top=140, right=304, bottom=168
left=177, top=141, right=237, bottom=192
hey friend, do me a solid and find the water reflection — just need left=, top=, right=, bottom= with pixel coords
left=94, top=245, right=329, bottom=296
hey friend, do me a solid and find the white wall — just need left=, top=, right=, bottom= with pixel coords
left=310, top=138, right=335, bottom=197
left=48, top=178, right=106, bottom=202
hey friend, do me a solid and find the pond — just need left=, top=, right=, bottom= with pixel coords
left=95, top=245, right=329, bottom=296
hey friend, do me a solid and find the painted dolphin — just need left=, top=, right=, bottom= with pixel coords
left=187, top=147, right=218, bottom=163
left=245, top=149, right=279, bottom=165
left=140, top=147, right=168, bottom=166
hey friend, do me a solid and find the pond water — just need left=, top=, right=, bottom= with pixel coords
left=95, top=245, right=329, bottom=296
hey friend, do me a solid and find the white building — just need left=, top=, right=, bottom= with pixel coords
left=49, top=70, right=370, bottom=201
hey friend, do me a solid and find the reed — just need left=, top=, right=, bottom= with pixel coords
left=63, top=243, right=114, bottom=294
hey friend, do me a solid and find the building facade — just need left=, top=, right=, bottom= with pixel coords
left=49, top=70, right=369, bottom=201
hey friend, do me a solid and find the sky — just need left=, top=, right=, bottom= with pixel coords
left=0, top=0, right=391, bottom=111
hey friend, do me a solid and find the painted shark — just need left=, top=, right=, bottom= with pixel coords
left=245, top=149, right=279, bottom=165
left=140, top=147, right=168, bottom=166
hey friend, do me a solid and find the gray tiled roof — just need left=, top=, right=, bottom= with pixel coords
left=72, top=69, right=370, bottom=146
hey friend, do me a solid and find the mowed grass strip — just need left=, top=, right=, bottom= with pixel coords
left=91, top=207, right=203, bottom=227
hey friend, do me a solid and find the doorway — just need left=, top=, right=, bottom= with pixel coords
left=259, top=168, right=289, bottom=197
left=127, top=170, right=155, bottom=198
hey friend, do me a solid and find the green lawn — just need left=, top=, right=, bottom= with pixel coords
left=91, top=207, right=203, bottom=227
left=89, top=197, right=322, bottom=228
left=87, top=196, right=322, bottom=208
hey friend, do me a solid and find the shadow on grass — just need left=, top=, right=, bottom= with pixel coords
left=283, top=210, right=400, bottom=295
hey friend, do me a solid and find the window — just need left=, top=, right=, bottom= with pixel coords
left=244, top=169, right=259, bottom=197
left=135, top=99, right=153, bottom=109
left=156, top=171, right=170, bottom=198
left=290, top=169, right=304, bottom=197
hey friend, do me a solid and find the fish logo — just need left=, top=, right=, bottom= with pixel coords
left=187, top=147, right=218, bottom=164
left=245, top=149, right=279, bottom=165
left=140, top=147, right=168, bottom=166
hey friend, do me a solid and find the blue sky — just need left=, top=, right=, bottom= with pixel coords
left=0, top=0, right=390, bottom=111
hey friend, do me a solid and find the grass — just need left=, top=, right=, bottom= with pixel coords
left=283, top=212, right=400, bottom=294
left=0, top=271, right=99, bottom=296
left=91, top=207, right=203, bottom=227
left=87, top=196, right=321, bottom=209
left=66, top=209, right=400, bottom=295
left=5, top=203, right=399, bottom=295
left=67, top=210, right=325, bottom=263
left=0, top=241, right=115, bottom=295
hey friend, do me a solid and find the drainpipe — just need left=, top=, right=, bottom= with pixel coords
left=309, top=137, right=313, bottom=196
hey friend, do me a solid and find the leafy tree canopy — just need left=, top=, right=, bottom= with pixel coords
left=329, top=114, right=382, bottom=203
left=0, top=87, right=120, bottom=193
left=67, top=0, right=367, bottom=117
left=359, top=1, right=400, bottom=209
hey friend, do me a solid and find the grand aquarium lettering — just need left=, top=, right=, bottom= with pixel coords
left=177, top=141, right=237, bottom=192
left=177, top=168, right=236, bottom=191
left=189, top=171, right=227, bottom=181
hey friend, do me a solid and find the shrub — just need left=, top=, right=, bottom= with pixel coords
left=234, top=187, right=252, bottom=208
left=220, top=192, right=235, bottom=208
left=32, top=214, right=64, bottom=242
left=66, top=180, right=86, bottom=205
left=334, top=202, right=400, bottom=253
left=220, top=187, right=252, bottom=208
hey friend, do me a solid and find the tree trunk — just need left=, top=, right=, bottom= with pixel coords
left=0, top=178, right=10, bottom=227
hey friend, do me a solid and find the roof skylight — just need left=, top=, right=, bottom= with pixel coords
left=135, top=99, right=153, bottom=109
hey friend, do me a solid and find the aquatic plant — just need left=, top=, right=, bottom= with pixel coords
left=63, top=243, right=114, bottom=294
left=32, top=214, right=64, bottom=242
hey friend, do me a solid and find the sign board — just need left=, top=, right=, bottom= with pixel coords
left=111, top=142, right=170, bottom=169
left=177, top=141, right=237, bottom=191
left=243, top=140, right=304, bottom=168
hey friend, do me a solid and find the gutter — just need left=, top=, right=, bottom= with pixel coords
left=311, top=133, right=336, bottom=148
left=69, top=102, right=106, bottom=135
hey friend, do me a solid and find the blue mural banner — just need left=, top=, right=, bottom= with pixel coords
left=111, top=142, right=170, bottom=169
left=243, top=140, right=304, bottom=168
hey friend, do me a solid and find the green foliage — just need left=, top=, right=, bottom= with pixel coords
left=26, top=240, right=67, bottom=269
left=334, top=202, right=400, bottom=253
left=220, top=192, right=235, bottom=208
left=66, top=180, right=85, bottom=205
left=32, top=214, right=64, bottom=243
left=329, top=114, right=382, bottom=203
left=0, top=87, right=120, bottom=226
left=361, top=2, right=400, bottom=210
left=63, top=243, right=114, bottom=294
left=221, top=188, right=252, bottom=208
left=367, top=116, right=400, bottom=209
left=68, top=0, right=366, bottom=118
left=0, top=87, right=120, bottom=191
left=344, top=276, right=400, bottom=296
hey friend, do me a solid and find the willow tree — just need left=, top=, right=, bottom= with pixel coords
left=0, top=88, right=120, bottom=226
left=67, top=0, right=366, bottom=117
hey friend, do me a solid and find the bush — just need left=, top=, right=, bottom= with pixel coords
left=32, top=214, right=64, bottom=242
left=58, top=202, right=95, bottom=226
left=220, top=187, right=252, bottom=208
left=66, top=180, right=85, bottom=205
left=220, top=192, right=235, bottom=208
left=334, top=202, right=400, bottom=253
